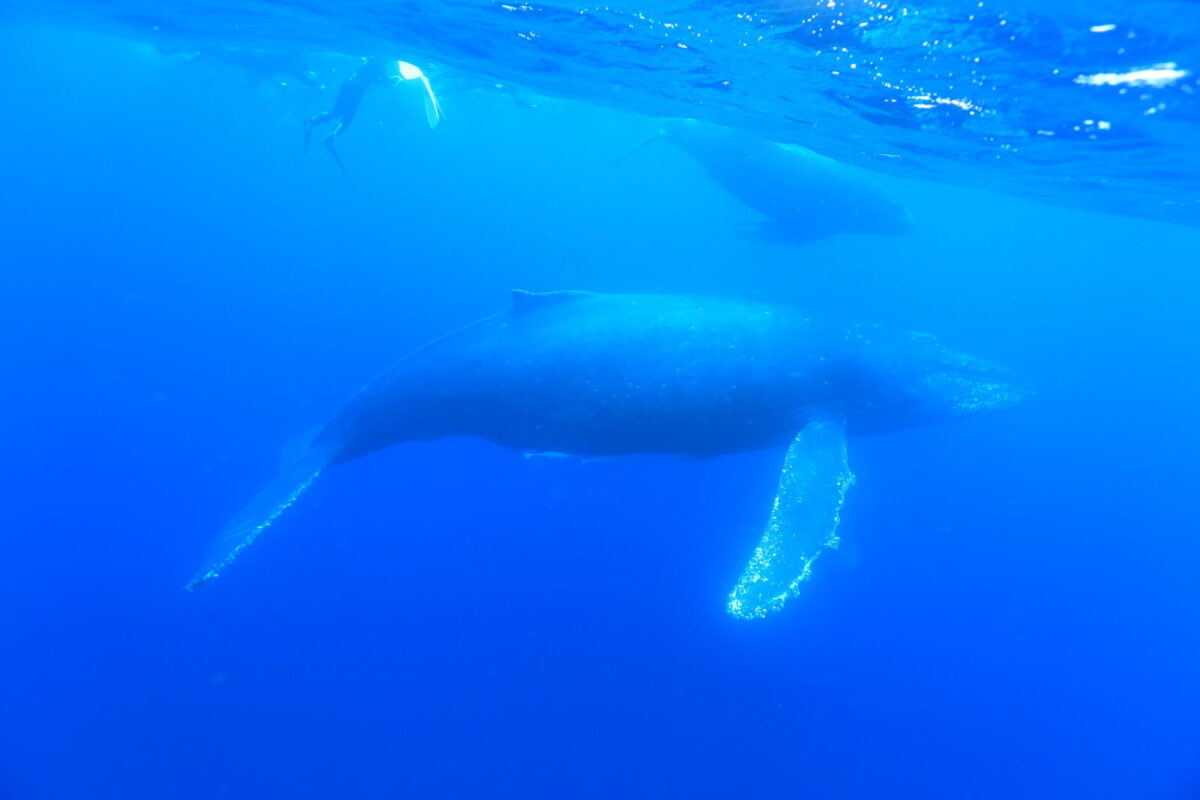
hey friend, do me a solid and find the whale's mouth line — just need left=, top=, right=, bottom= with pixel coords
left=922, top=368, right=1028, bottom=417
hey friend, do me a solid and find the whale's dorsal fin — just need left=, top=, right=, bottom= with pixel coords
left=727, top=418, right=855, bottom=619
left=509, top=290, right=593, bottom=313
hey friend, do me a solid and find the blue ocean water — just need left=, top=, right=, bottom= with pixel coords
left=0, top=3, right=1198, bottom=798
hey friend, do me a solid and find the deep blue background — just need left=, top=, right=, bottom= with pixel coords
left=1, top=26, right=1198, bottom=799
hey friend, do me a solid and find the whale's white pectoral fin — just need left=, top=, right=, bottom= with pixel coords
left=727, top=419, right=855, bottom=619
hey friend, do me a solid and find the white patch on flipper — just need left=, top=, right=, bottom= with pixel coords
left=523, top=451, right=573, bottom=461
left=727, top=418, right=854, bottom=619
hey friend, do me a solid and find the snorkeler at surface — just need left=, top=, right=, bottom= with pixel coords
left=304, top=57, right=392, bottom=174
left=304, top=57, right=444, bottom=174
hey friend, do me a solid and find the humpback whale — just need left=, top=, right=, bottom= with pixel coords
left=624, top=119, right=914, bottom=244
left=189, top=291, right=1022, bottom=617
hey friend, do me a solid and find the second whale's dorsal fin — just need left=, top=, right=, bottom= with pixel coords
left=509, top=290, right=593, bottom=314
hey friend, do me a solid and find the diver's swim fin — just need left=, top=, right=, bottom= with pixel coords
left=727, top=418, right=855, bottom=618
left=186, top=445, right=332, bottom=590
left=324, top=138, right=349, bottom=175
left=397, top=60, right=443, bottom=128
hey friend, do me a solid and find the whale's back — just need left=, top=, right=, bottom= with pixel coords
left=323, top=291, right=841, bottom=459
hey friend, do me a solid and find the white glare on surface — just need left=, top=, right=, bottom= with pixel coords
left=1075, top=63, right=1189, bottom=87
left=907, top=94, right=979, bottom=112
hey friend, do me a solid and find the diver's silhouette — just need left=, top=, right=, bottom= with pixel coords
left=303, top=57, right=393, bottom=174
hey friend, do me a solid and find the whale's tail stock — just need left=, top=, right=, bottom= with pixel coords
left=186, top=444, right=333, bottom=591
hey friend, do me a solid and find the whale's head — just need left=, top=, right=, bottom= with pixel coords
left=907, top=333, right=1026, bottom=423
left=839, top=178, right=914, bottom=236
left=860, top=195, right=915, bottom=236
left=834, top=327, right=1025, bottom=433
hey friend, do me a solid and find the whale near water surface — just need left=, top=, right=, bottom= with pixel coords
left=624, top=119, right=915, bottom=244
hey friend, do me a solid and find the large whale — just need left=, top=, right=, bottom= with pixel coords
left=625, top=119, right=914, bottom=244
left=189, top=291, right=1022, bottom=617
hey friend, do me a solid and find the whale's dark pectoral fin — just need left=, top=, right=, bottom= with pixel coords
left=186, top=449, right=330, bottom=591
left=612, top=131, right=666, bottom=167
left=727, top=419, right=855, bottom=619
left=751, top=216, right=830, bottom=246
